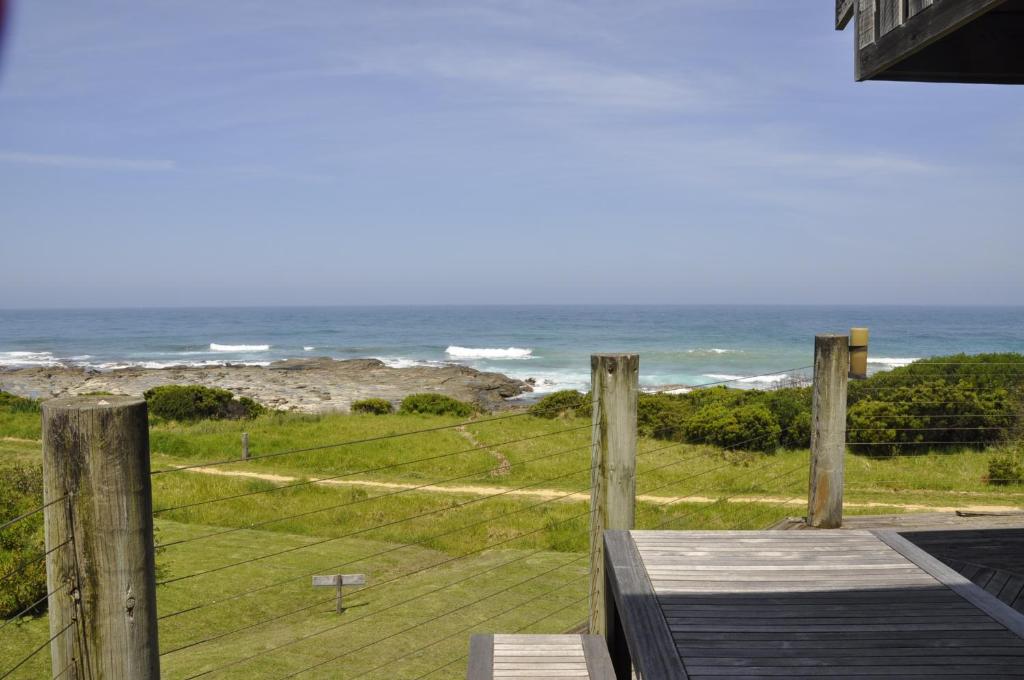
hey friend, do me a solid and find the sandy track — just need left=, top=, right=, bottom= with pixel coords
left=179, top=466, right=1024, bottom=514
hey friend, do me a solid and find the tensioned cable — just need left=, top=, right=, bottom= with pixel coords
left=158, top=439, right=591, bottom=548
left=847, top=441, right=1005, bottom=446
left=0, top=539, right=70, bottom=585
left=0, top=621, right=74, bottom=680
left=0, top=495, right=67, bottom=534
left=635, top=425, right=802, bottom=499
left=151, top=401, right=583, bottom=475
left=651, top=462, right=807, bottom=530
left=0, top=584, right=64, bottom=634
left=152, top=423, right=590, bottom=514
left=341, top=571, right=590, bottom=680
left=686, top=366, right=813, bottom=390
left=277, top=556, right=589, bottom=679
left=159, top=473, right=598, bottom=653
left=408, top=592, right=591, bottom=680
left=158, top=453, right=594, bottom=585
left=178, top=506, right=596, bottom=679
left=848, top=427, right=1011, bottom=432
left=158, top=473, right=598, bottom=622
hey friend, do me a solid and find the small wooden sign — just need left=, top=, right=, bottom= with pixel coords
left=312, top=574, right=366, bottom=612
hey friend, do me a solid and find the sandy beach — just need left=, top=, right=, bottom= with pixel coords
left=0, top=357, right=531, bottom=412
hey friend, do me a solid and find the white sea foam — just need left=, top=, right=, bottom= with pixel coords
left=303, top=346, right=315, bottom=351
left=375, top=357, right=446, bottom=369
left=0, top=351, right=62, bottom=367
left=688, top=348, right=740, bottom=355
left=702, top=373, right=791, bottom=386
left=209, top=343, right=270, bottom=352
left=662, top=387, right=692, bottom=395
left=868, top=357, right=919, bottom=368
left=445, top=346, right=533, bottom=360
left=95, top=360, right=271, bottom=370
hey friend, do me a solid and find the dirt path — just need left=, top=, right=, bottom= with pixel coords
left=179, top=466, right=1024, bottom=514
left=456, top=426, right=511, bottom=477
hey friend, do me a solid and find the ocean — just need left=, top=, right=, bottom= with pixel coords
left=1, top=306, right=1022, bottom=395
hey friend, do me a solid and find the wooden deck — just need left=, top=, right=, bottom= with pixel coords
left=604, top=529, right=1024, bottom=679
left=776, top=512, right=1024, bottom=614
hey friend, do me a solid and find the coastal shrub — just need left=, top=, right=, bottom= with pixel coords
left=988, top=449, right=1024, bottom=485
left=0, top=391, right=41, bottom=414
left=398, top=393, right=475, bottom=417
left=143, top=385, right=265, bottom=421
left=682, top=403, right=781, bottom=452
left=847, top=380, right=1016, bottom=456
left=638, top=393, right=694, bottom=440
left=0, top=465, right=47, bottom=618
left=530, top=390, right=591, bottom=419
left=351, top=398, right=394, bottom=415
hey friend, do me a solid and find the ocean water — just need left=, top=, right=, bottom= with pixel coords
left=1, top=306, right=1022, bottom=395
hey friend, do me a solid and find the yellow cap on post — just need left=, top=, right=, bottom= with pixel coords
left=849, top=327, right=869, bottom=380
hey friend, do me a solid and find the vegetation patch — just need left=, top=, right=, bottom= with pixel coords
left=0, top=464, right=46, bottom=618
left=144, top=385, right=265, bottom=422
left=398, top=393, right=475, bottom=418
left=529, top=390, right=591, bottom=419
left=350, top=398, right=394, bottom=415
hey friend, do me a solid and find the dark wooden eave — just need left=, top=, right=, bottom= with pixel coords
left=838, top=0, right=1024, bottom=84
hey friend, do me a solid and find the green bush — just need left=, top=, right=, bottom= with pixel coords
left=0, top=391, right=41, bottom=414
left=143, top=385, right=265, bottom=421
left=988, top=450, right=1024, bottom=485
left=682, top=402, right=781, bottom=452
left=351, top=398, right=394, bottom=415
left=530, top=390, right=591, bottom=419
left=848, top=379, right=1016, bottom=456
left=0, top=465, right=47, bottom=618
left=398, top=393, right=475, bottom=417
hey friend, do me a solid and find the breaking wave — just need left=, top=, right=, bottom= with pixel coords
left=445, top=346, right=533, bottom=360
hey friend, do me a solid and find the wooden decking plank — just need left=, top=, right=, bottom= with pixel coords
left=605, top=530, right=689, bottom=680
left=873, top=529, right=1024, bottom=639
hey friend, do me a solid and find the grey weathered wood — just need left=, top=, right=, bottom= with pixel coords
left=469, top=634, right=614, bottom=679
left=311, top=573, right=365, bottom=613
left=620, top=528, right=1024, bottom=677
left=873, top=529, right=1024, bottom=638
left=907, top=0, right=934, bottom=19
left=42, top=396, right=160, bottom=680
left=581, top=634, right=616, bottom=680
left=604, top=531, right=688, bottom=680
left=806, top=335, right=848, bottom=529
left=878, top=0, right=904, bottom=35
left=856, top=0, right=1008, bottom=81
left=588, top=354, right=638, bottom=637
left=241, top=431, right=249, bottom=460
left=837, top=0, right=856, bottom=29
left=857, top=0, right=878, bottom=49
left=467, top=634, right=495, bottom=680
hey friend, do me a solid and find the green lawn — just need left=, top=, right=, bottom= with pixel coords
left=3, top=409, right=1023, bottom=679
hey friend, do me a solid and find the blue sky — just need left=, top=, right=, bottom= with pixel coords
left=1, top=1, right=1021, bottom=308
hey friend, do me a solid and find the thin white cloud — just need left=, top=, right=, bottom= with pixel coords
left=0, top=151, right=175, bottom=172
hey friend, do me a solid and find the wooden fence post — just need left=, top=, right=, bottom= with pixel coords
left=806, top=335, right=849, bottom=529
left=42, top=396, right=161, bottom=679
left=589, top=353, right=638, bottom=637
left=242, top=432, right=250, bottom=460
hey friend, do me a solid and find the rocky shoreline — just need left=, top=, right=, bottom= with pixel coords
left=0, top=357, right=532, bottom=413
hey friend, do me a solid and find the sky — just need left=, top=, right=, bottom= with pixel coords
left=1, top=1, right=1022, bottom=308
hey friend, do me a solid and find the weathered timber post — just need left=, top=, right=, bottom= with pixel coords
left=241, top=432, right=250, bottom=460
left=42, top=396, right=161, bottom=679
left=806, top=335, right=849, bottom=529
left=589, top=353, right=638, bottom=637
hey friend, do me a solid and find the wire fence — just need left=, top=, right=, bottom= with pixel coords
left=7, top=353, right=1022, bottom=679
left=0, top=492, right=77, bottom=680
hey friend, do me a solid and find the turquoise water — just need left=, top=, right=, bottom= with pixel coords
left=1, top=306, right=1022, bottom=394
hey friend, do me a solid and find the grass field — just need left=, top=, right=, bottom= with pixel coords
left=3, top=407, right=1023, bottom=678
